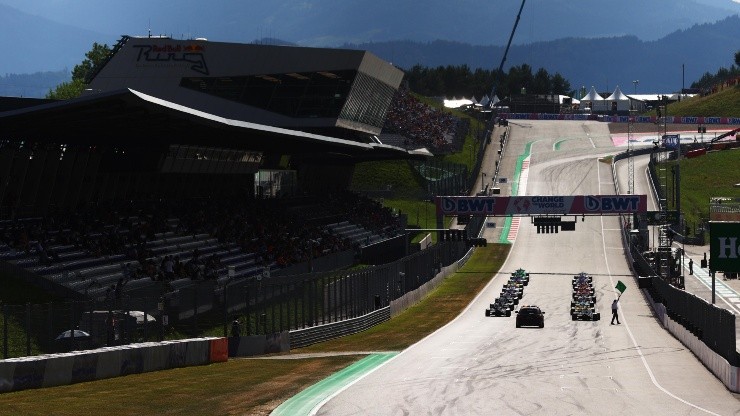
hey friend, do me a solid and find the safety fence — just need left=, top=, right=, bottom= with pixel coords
left=1, top=240, right=469, bottom=359
left=648, top=275, right=738, bottom=366
left=612, top=148, right=739, bottom=367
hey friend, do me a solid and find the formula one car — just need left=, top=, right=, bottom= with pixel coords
left=573, top=283, right=595, bottom=298
left=572, top=272, right=593, bottom=286
left=501, top=285, right=523, bottom=300
left=485, top=299, right=513, bottom=317
left=515, top=305, right=545, bottom=328
left=571, top=303, right=600, bottom=321
left=571, top=294, right=596, bottom=307
left=506, top=278, right=525, bottom=289
left=499, top=290, right=520, bottom=306
left=510, top=269, right=530, bottom=285
left=495, top=296, right=516, bottom=311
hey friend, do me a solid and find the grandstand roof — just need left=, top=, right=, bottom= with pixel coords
left=0, top=88, right=425, bottom=161
left=84, top=36, right=403, bottom=138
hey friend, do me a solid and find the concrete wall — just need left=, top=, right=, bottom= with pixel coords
left=644, top=291, right=740, bottom=392
left=228, top=332, right=290, bottom=357
left=0, top=337, right=227, bottom=393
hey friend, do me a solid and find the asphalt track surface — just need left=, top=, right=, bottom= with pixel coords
left=314, top=121, right=740, bottom=415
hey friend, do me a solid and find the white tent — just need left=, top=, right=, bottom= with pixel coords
left=580, top=86, right=608, bottom=112
left=606, top=86, right=630, bottom=101
left=581, top=86, right=604, bottom=101
left=479, top=95, right=500, bottom=108
left=606, top=86, right=634, bottom=112
left=558, top=94, right=579, bottom=105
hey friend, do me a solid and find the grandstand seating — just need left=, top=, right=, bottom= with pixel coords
left=0, top=193, right=404, bottom=307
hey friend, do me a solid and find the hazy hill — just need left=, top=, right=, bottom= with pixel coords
left=346, top=15, right=740, bottom=94
left=1, top=1, right=738, bottom=97
left=0, top=4, right=112, bottom=74
left=1, top=0, right=738, bottom=74
left=0, top=70, right=69, bottom=98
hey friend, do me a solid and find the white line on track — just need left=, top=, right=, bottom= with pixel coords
left=598, top=159, right=720, bottom=416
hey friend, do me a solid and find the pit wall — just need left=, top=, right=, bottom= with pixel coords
left=645, top=293, right=740, bottom=392
left=611, top=151, right=740, bottom=393
left=0, top=337, right=228, bottom=393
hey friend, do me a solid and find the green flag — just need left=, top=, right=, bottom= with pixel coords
left=615, top=281, right=627, bottom=294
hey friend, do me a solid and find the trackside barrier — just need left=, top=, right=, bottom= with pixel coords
left=228, top=332, right=289, bottom=357
left=612, top=147, right=740, bottom=391
left=0, top=337, right=223, bottom=393
left=288, top=242, right=479, bottom=348
left=390, top=262, right=460, bottom=317
left=289, top=307, right=390, bottom=349
left=643, top=289, right=740, bottom=392
left=210, top=338, right=228, bottom=362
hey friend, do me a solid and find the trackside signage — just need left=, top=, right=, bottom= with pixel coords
left=435, top=195, right=647, bottom=216
left=709, top=222, right=740, bottom=273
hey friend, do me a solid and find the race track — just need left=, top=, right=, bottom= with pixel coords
left=315, top=120, right=740, bottom=415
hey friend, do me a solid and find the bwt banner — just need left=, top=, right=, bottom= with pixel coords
left=435, top=195, right=647, bottom=216
left=498, top=113, right=740, bottom=125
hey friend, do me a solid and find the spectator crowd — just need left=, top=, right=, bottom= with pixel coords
left=0, top=192, right=403, bottom=288
left=383, top=87, right=460, bottom=152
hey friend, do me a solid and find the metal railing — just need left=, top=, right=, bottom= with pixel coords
left=1, top=240, right=469, bottom=359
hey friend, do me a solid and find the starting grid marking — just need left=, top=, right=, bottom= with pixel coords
left=506, top=157, right=530, bottom=243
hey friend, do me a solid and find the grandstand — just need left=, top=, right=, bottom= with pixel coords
left=0, top=37, right=426, bottom=321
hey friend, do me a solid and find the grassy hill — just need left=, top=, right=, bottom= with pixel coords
left=659, top=149, right=740, bottom=237
left=662, top=85, right=740, bottom=117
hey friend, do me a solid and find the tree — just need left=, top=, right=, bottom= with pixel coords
left=531, top=68, right=551, bottom=95
left=47, top=42, right=111, bottom=99
left=735, top=50, right=740, bottom=67
left=550, top=73, right=571, bottom=95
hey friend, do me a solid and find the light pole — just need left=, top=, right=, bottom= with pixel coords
left=632, top=80, right=639, bottom=95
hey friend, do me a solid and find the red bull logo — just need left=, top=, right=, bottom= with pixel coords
left=133, top=43, right=209, bottom=75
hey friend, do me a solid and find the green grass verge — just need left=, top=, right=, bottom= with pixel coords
left=657, top=149, right=740, bottom=234
left=1, top=244, right=510, bottom=415
left=0, top=355, right=359, bottom=416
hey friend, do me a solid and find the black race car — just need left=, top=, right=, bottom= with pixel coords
left=501, top=285, right=523, bottom=299
left=510, top=269, right=530, bottom=286
left=571, top=294, right=596, bottom=307
left=571, top=302, right=601, bottom=321
left=485, top=299, right=512, bottom=317
left=515, top=305, right=545, bottom=328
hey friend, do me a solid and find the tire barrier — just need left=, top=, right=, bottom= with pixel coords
left=0, top=337, right=224, bottom=393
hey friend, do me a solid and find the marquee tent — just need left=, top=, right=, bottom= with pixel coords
left=606, top=86, right=635, bottom=112
left=580, top=86, right=608, bottom=112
